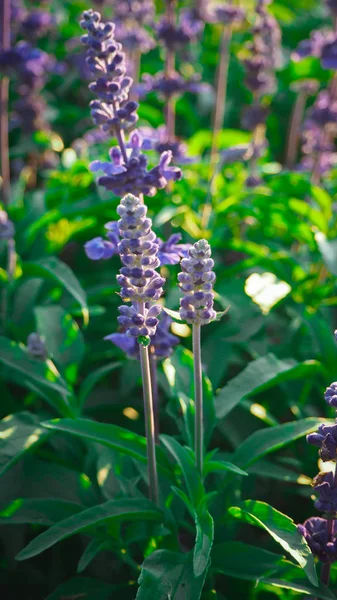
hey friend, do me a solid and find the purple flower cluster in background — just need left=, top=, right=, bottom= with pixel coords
left=27, top=333, right=48, bottom=361
left=108, top=0, right=155, bottom=55
left=242, top=0, right=281, bottom=130
left=299, top=90, right=337, bottom=175
left=178, top=239, right=217, bottom=325
left=0, top=41, right=53, bottom=133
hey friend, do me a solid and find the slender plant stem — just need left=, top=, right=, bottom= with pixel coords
left=1, top=237, right=16, bottom=334
left=193, top=323, right=203, bottom=475
left=0, top=0, right=10, bottom=206
left=210, top=25, right=232, bottom=169
left=164, top=0, right=176, bottom=143
left=138, top=303, right=159, bottom=504
left=149, top=350, right=159, bottom=443
left=285, top=89, right=307, bottom=168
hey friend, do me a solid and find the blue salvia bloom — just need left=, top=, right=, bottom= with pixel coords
left=80, top=10, right=137, bottom=132
left=298, top=518, right=337, bottom=562
left=0, top=211, right=15, bottom=239
left=307, top=423, right=337, bottom=461
left=314, top=471, right=337, bottom=512
left=178, top=239, right=217, bottom=325
left=325, top=382, right=337, bottom=408
left=115, top=193, right=164, bottom=338
left=105, top=313, right=179, bottom=359
left=27, top=333, right=48, bottom=361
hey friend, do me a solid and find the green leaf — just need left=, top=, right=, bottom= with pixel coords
left=16, top=498, right=163, bottom=560
left=193, top=509, right=213, bottom=578
left=46, top=577, right=117, bottom=600
left=0, top=498, right=83, bottom=525
left=78, top=362, right=121, bottom=409
left=23, top=257, right=88, bottom=324
left=215, top=354, right=322, bottom=419
left=212, top=543, right=335, bottom=599
left=315, top=231, right=337, bottom=276
left=0, top=412, right=48, bottom=476
left=228, top=500, right=318, bottom=586
left=233, top=417, right=327, bottom=468
left=203, top=459, right=248, bottom=478
left=136, top=550, right=208, bottom=600
left=77, top=538, right=108, bottom=573
left=160, top=436, right=213, bottom=579
left=160, top=435, right=204, bottom=506
left=0, top=336, right=74, bottom=417
left=42, top=418, right=173, bottom=480
left=163, top=346, right=216, bottom=446
left=35, top=305, right=85, bottom=384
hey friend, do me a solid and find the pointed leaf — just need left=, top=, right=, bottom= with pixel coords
left=0, top=336, right=74, bottom=416
left=212, top=543, right=335, bottom=599
left=77, top=538, right=108, bottom=573
left=233, top=417, right=327, bottom=468
left=136, top=550, right=208, bottom=600
left=46, top=577, right=116, bottom=600
left=0, top=412, right=49, bottom=476
left=17, top=498, right=163, bottom=560
left=203, top=459, right=248, bottom=477
left=23, top=257, right=88, bottom=324
left=35, top=305, right=85, bottom=384
left=0, top=498, right=83, bottom=525
left=42, top=418, right=173, bottom=480
left=160, top=434, right=204, bottom=506
left=228, top=500, right=318, bottom=586
left=215, top=354, right=323, bottom=419
left=78, top=362, right=121, bottom=409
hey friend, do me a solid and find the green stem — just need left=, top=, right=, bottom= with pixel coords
left=193, top=323, right=203, bottom=475
left=210, top=25, right=232, bottom=168
left=139, top=304, right=159, bottom=504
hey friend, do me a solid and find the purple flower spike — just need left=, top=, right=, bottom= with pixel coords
left=307, top=423, right=337, bottom=461
left=85, top=237, right=117, bottom=260
left=325, top=382, right=337, bottom=408
left=178, top=239, right=217, bottom=326
left=314, top=471, right=337, bottom=513
left=297, top=517, right=337, bottom=562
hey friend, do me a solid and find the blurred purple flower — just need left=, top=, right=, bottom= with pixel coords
left=157, top=234, right=190, bottom=265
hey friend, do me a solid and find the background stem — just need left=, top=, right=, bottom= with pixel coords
left=0, top=0, right=10, bottom=206
left=210, top=25, right=232, bottom=169
left=164, top=0, right=176, bottom=142
left=138, top=304, right=159, bottom=504
left=193, top=323, right=203, bottom=474
left=285, top=89, right=307, bottom=168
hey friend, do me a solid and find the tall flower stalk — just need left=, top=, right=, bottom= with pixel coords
left=209, top=5, right=245, bottom=168
left=0, top=0, right=10, bottom=206
left=178, top=239, right=217, bottom=474
left=115, top=193, right=165, bottom=503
